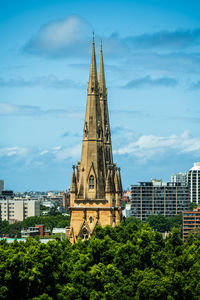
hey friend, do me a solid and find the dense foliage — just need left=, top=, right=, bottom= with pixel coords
left=0, top=220, right=200, bottom=299
left=146, top=214, right=182, bottom=233
left=1, top=215, right=70, bottom=237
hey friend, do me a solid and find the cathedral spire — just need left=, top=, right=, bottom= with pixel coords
left=77, top=39, right=105, bottom=200
left=68, top=39, right=122, bottom=242
left=98, top=43, right=113, bottom=167
left=98, top=41, right=106, bottom=94
left=88, top=35, right=98, bottom=92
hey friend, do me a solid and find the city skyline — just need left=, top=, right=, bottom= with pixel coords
left=1, top=0, right=200, bottom=191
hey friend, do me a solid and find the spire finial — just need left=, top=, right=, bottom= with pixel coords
left=100, top=40, right=102, bottom=51
left=70, top=165, right=77, bottom=193
left=93, top=31, right=95, bottom=44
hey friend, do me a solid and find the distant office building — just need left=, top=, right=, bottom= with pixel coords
left=0, top=180, right=4, bottom=194
left=171, top=172, right=186, bottom=185
left=0, top=199, right=40, bottom=223
left=131, top=179, right=189, bottom=221
left=186, top=162, right=200, bottom=204
left=183, top=206, right=200, bottom=240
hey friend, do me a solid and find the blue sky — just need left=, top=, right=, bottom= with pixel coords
left=1, top=0, right=200, bottom=191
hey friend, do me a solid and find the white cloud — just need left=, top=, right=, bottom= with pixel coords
left=0, top=102, right=42, bottom=116
left=0, top=103, right=18, bottom=115
left=0, top=144, right=81, bottom=165
left=25, top=15, right=92, bottom=57
left=52, top=144, right=81, bottom=161
left=114, top=131, right=200, bottom=162
left=0, top=147, right=28, bottom=157
left=39, top=150, right=49, bottom=156
left=0, top=102, right=83, bottom=118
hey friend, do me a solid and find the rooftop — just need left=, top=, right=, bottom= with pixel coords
left=190, top=162, right=200, bottom=171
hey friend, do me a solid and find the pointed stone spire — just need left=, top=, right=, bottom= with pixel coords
left=98, top=41, right=106, bottom=95
left=98, top=42, right=113, bottom=168
left=88, top=34, right=98, bottom=93
left=68, top=38, right=123, bottom=242
left=70, top=165, right=77, bottom=193
left=77, top=39, right=105, bottom=200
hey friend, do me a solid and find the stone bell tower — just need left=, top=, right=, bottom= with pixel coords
left=66, top=39, right=123, bottom=242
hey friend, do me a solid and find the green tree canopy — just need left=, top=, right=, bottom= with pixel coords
left=146, top=214, right=171, bottom=232
left=0, top=220, right=200, bottom=299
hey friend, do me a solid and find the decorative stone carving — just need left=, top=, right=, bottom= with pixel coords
left=97, top=120, right=102, bottom=138
left=84, top=121, right=88, bottom=137
left=105, top=124, right=109, bottom=141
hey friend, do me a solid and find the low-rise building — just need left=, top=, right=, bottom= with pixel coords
left=52, top=228, right=66, bottom=234
left=0, top=199, right=40, bottom=223
left=183, top=207, right=200, bottom=240
left=21, top=224, right=50, bottom=238
left=41, top=200, right=55, bottom=209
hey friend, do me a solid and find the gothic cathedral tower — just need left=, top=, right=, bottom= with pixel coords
left=66, top=40, right=123, bottom=242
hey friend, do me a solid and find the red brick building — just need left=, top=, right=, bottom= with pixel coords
left=183, top=207, right=200, bottom=240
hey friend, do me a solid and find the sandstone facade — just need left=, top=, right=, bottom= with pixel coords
left=66, top=40, right=123, bottom=242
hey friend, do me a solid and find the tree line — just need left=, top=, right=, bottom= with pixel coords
left=0, top=218, right=200, bottom=299
left=1, top=213, right=182, bottom=238
left=1, top=215, right=70, bottom=237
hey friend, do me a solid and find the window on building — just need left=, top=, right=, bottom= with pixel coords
left=89, top=175, right=94, bottom=190
left=89, top=216, right=93, bottom=223
left=81, top=227, right=89, bottom=240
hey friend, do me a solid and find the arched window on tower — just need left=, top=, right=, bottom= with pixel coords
left=81, top=227, right=89, bottom=240
left=89, top=175, right=94, bottom=189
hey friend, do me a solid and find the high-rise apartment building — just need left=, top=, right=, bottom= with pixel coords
left=67, top=40, right=122, bottom=242
left=131, top=179, right=189, bottom=221
left=186, top=162, right=200, bottom=204
left=0, top=199, right=40, bottom=223
left=171, top=172, right=186, bottom=185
